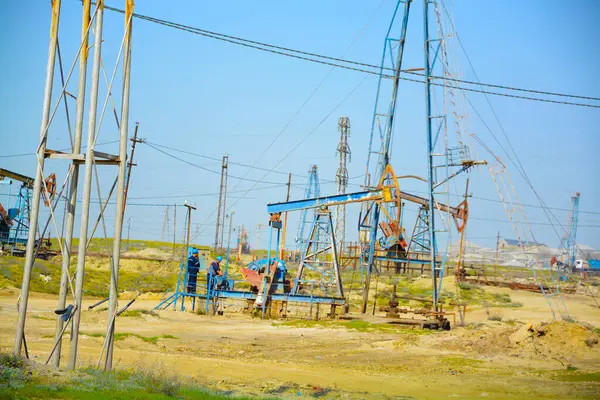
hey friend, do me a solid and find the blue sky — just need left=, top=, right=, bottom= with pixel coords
left=0, top=0, right=598, bottom=254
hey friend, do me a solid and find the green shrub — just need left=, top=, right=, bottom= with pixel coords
left=130, top=367, right=181, bottom=397
left=0, top=353, right=29, bottom=389
left=457, top=282, right=476, bottom=290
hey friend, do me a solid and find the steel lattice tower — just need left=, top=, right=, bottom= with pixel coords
left=564, top=192, right=580, bottom=268
left=214, top=155, right=228, bottom=251
left=161, top=206, right=170, bottom=241
left=335, top=117, right=351, bottom=254
left=296, top=165, right=320, bottom=253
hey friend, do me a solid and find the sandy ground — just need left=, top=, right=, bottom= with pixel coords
left=1, top=286, right=599, bottom=399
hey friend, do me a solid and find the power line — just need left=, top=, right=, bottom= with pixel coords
left=437, top=0, right=578, bottom=248
left=189, top=75, right=370, bottom=244
left=469, top=216, right=600, bottom=228
left=126, top=184, right=291, bottom=200
left=144, top=142, right=290, bottom=185
left=469, top=195, right=600, bottom=216
left=181, top=1, right=384, bottom=243
left=100, top=3, right=600, bottom=109
left=143, top=140, right=364, bottom=184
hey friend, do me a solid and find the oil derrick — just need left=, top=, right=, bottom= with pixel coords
left=335, top=117, right=351, bottom=255
left=213, top=155, right=228, bottom=251
left=237, top=225, right=250, bottom=261
left=9, top=184, right=33, bottom=246
left=296, top=165, right=320, bottom=254
left=161, top=206, right=170, bottom=241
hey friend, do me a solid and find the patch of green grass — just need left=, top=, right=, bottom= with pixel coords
left=505, top=302, right=523, bottom=308
left=457, top=282, right=476, bottom=291
left=31, top=314, right=56, bottom=321
left=113, top=333, right=178, bottom=345
left=552, top=372, right=600, bottom=382
left=119, top=310, right=160, bottom=319
left=2, top=385, right=258, bottom=399
left=0, top=352, right=255, bottom=399
left=441, top=357, right=485, bottom=367
left=276, top=319, right=433, bottom=335
left=276, top=319, right=337, bottom=329
left=0, top=254, right=178, bottom=297
left=160, top=334, right=178, bottom=340
left=490, top=292, right=512, bottom=304
left=81, top=331, right=105, bottom=338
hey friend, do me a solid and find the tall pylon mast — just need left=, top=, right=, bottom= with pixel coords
left=564, top=192, right=580, bottom=268
left=214, top=155, right=228, bottom=251
left=161, top=206, right=170, bottom=241
left=335, top=117, right=351, bottom=254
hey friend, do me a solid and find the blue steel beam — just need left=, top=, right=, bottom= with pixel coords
left=269, top=190, right=380, bottom=214
left=268, top=187, right=462, bottom=217
left=173, top=290, right=345, bottom=305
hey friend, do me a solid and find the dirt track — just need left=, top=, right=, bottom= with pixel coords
left=1, top=286, right=599, bottom=399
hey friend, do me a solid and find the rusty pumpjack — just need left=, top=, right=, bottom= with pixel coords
left=264, top=164, right=469, bottom=327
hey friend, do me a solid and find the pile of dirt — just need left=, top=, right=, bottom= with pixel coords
left=509, top=321, right=599, bottom=361
left=429, top=322, right=514, bottom=354
left=425, top=320, right=599, bottom=364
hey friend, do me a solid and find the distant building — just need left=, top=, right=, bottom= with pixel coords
left=499, top=238, right=545, bottom=249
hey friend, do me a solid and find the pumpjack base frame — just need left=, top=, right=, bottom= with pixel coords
left=154, top=289, right=345, bottom=312
left=175, top=290, right=345, bottom=305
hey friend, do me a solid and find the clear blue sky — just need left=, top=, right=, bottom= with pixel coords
left=0, top=0, right=598, bottom=254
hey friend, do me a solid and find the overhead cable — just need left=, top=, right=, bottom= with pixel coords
left=100, top=4, right=600, bottom=109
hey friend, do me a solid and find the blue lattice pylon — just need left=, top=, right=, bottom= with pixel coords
left=296, top=165, right=320, bottom=254
left=408, top=206, right=431, bottom=254
left=8, top=185, right=32, bottom=245
left=291, top=207, right=343, bottom=298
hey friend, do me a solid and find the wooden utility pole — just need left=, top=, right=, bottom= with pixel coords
left=184, top=203, right=196, bottom=250
left=123, top=122, right=143, bottom=217
left=237, top=225, right=244, bottom=262
left=253, top=224, right=263, bottom=261
left=456, top=180, right=469, bottom=282
left=279, top=173, right=292, bottom=259
left=214, top=156, right=229, bottom=251
left=126, top=217, right=131, bottom=251
left=172, top=204, right=176, bottom=255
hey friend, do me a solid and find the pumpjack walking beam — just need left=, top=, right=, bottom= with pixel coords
left=268, top=184, right=467, bottom=223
